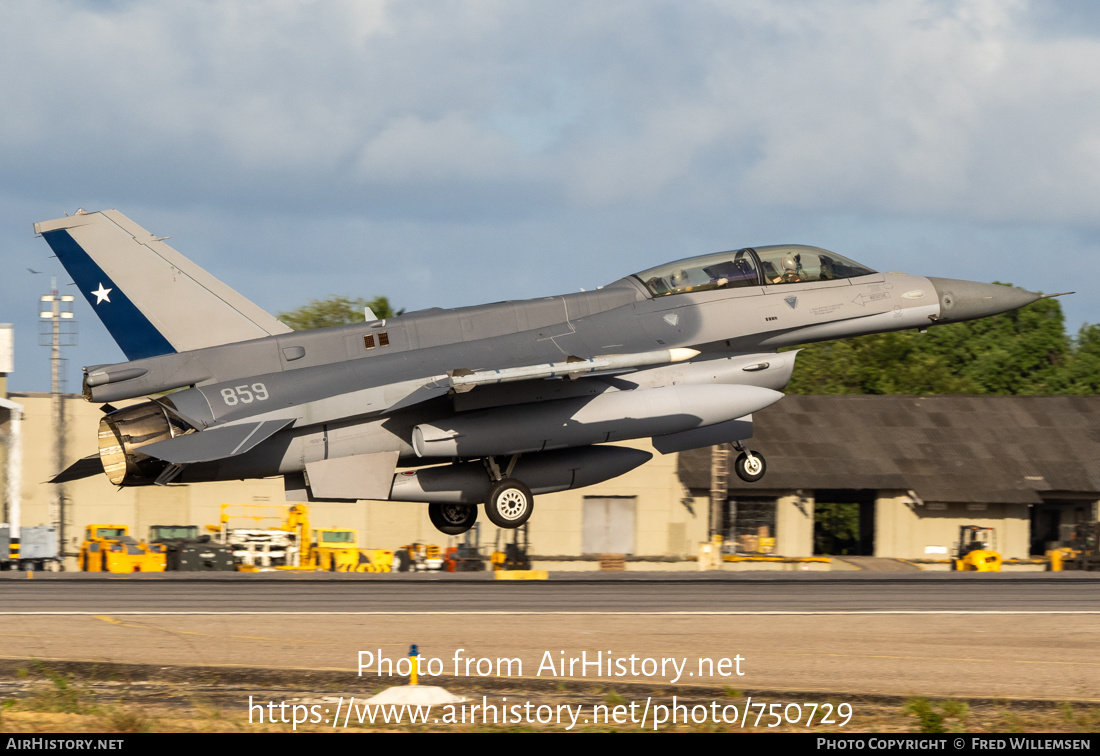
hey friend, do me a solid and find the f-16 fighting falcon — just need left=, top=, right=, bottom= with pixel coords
left=38, top=209, right=1051, bottom=535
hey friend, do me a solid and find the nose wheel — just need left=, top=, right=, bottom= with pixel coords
left=734, top=450, right=766, bottom=483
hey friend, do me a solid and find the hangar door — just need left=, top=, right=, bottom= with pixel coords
left=813, top=489, right=876, bottom=556
left=582, top=496, right=636, bottom=555
left=1030, top=499, right=1098, bottom=555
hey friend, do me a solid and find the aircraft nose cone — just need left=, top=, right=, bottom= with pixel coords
left=927, top=278, right=1042, bottom=322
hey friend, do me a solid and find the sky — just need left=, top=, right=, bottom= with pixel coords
left=2, top=0, right=1099, bottom=392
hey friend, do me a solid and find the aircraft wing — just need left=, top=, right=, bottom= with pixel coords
left=139, top=418, right=294, bottom=464
left=274, top=347, right=704, bottom=427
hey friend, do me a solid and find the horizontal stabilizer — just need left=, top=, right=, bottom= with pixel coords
left=35, top=209, right=291, bottom=359
left=139, top=419, right=293, bottom=464
left=50, top=454, right=103, bottom=483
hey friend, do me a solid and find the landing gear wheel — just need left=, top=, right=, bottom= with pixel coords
left=428, top=502, right=478, bottom=535
left=484, top=478, right=534, bottom=529
left=734, top=450, right=766, bottom=482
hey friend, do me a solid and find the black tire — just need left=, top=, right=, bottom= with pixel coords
left=734, top=450, right=766, bottom=483
left=484, top=478, right=534, bottom=529
left=428, top=502, right=478, bottom=535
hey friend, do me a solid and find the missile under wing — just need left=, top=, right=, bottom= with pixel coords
left=37, top=210, right=1048, bottom=535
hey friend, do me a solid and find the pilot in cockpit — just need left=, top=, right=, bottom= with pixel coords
left=771, top=254, right=802, bottom=284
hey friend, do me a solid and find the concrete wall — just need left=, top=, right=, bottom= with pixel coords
left=776, top=492, right=814, bottom=557
left=874, top=492, right=1030, bottom=560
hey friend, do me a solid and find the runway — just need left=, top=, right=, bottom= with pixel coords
left=1, top=573, right=1097, bottom=702
left=0, top=572, right=1098, bottom=613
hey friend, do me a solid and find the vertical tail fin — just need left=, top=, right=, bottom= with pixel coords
left=35, top=209, right=290, bottom=359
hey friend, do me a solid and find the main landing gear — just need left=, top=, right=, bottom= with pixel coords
left=733, top=443, right=767, bottom=483
left=485, top=477, right=534, bottom=529
left=426, top=455, right=535, bottom=536
left=482, top=455, right=534, bottom=529
left=428, top=502, right=479, bottom=536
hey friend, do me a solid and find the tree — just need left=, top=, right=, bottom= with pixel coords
left=277, top=295, right=402, bottom=331
left=1060, top=323, right=1100, bottom=395
left=813, top=502, right=862, bottom=555
left=784, top=287, right=1096, bottom=396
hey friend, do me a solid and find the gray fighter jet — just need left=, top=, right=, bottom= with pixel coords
left=38, top=210, right=1048, bottom=535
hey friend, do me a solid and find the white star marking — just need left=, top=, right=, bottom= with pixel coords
left=91, top=283, right=112, bottom=304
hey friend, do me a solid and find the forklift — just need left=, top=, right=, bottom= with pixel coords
left=1049, top=522, right=1100, bottom=571
left=953, top=525, right=1002, bottom=572
left=491, top=524, right=531, bottom=571
left=443, top=524, right=486, bottom=572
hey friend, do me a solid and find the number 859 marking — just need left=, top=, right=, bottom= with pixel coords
left=220, top=383, right=269, bottom=406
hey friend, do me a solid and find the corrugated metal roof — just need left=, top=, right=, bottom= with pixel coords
left=678, top=395, right=1100, bottom=503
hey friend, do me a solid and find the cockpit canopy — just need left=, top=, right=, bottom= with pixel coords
left=633, top=245, right=877, bottom=298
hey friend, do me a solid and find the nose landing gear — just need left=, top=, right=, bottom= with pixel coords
left=733, top=444, right=766, bottom=483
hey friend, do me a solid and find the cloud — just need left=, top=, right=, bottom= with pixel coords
left=3, top=0, right=1099, bottom=225
left=2, top=1, right=1100, bottom=391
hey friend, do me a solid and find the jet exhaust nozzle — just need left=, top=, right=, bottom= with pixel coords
left=97, top=402, right=192, bottom=485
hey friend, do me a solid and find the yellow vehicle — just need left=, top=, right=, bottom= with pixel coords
left=954, top=525, right=1001, bottom=572
left=307, top=528, right=393, bottom=572
left=289, top=505, right=392, bottom=572
left=80, top=524, right=166, bottom=573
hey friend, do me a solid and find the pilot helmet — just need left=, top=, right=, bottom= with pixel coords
left=780, top=255, right=798, bottom=272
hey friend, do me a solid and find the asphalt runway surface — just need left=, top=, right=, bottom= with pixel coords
left=1, top=573, right=1098, bottom=702
left=1, top=572, right=1099, bottom=612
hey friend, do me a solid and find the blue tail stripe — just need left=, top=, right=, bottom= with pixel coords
left=42, top=229, right=176, bottom=360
